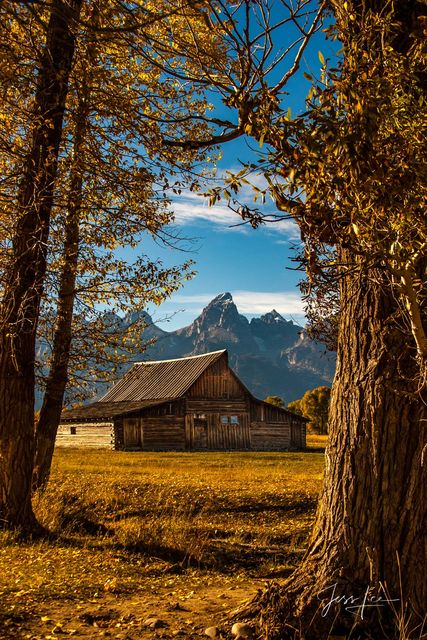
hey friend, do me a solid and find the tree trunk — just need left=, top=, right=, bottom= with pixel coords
left=241, top=252, right=426, bottom=638
left=33, top=37, right=96, bottom=491
left=0, top=0, right=82, bottom=531
left=33, top=182, right=81, bottom=492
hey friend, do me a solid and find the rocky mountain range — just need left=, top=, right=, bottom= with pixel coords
left=37, top=292, right=336, bottom=407
left=132, top=292, right=336, bottom=403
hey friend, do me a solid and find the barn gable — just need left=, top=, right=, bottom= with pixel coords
left=186, top=351, right=249, bottom=399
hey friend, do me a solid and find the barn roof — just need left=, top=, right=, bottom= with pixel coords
left=100, top=349, right=227, bottom=402
left=61, top=399, right=170, bottom=422
left=61, top=350, right=228, bottom=422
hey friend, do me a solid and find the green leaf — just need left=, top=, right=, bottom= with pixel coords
left=318, top=51, right=325, bottom=65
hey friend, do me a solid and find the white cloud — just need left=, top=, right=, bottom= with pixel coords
left=167, top=173, right=301, bottom=240
left=172, top=294, right=215, bottom=304
left=171, top=192, right=300, bottom=244
left=233, top=290, right=304, bottom=316
left=173, top=290, right=305, bottom=319
left=170, top=195, right=244, bottom=229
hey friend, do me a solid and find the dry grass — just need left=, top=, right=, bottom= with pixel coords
left=306, top=433, right=328, bottom=450
left=0, top=447, right=325, bottom=639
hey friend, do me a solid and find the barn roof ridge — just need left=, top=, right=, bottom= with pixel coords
left=133, top=349, right=227, bottom=365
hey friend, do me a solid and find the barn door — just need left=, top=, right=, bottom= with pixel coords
left=193, top=416, right=207, bottom=449
left=124, top=417, right=142, bottom=449
left=291, top=423, right=300, bottom=448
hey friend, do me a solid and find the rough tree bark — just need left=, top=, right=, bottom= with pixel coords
left=0, top=0, right=82, bottom=531
left=32, top=147, right=82, bottom=493
left=33, top=8, right=98, bottom=492
left=242, top=251, right=426, bottom=638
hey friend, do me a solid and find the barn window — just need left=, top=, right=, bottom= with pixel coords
left=70, top=426, right=77, bottom=435
left=193, top=413, right=206, bottom=419
left=220, top=415, right=239, bottom=426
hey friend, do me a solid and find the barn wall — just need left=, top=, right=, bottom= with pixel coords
left=290, top=416, right=307, bottom=449
left=250, top=421, right=291, bottom=451
left=117, top=402, right=186, bottom=451
left=184, top=412, right=250, bottom=450
left=56, top=423, right=114, bottom=448
left=250, top=400, right=292, bottom=422
left=249, top=399, right=306, bottom=450
left=142, top=416, right=186, bottom=450
left=186, top=399, right=248, bottom=413
left=187, top=355, right=247, bottom=399
left=113, top=417, right=124, bottom=449
left=116, top=401, right=186, bottom=451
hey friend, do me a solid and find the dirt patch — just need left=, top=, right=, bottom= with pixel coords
left=0, top=574, right=263, bottom=639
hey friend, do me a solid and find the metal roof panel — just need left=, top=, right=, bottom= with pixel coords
left=101, top=350, right=227, bottom=402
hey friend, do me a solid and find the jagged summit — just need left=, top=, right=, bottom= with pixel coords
left=174, top=291, right=253, bottom=355
left=258, top=309, right=289, bottom=324
left=212, top=292, right=233, bottom=303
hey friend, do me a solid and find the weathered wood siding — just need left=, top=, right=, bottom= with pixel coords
left=117, top=401, right=186, bottom=451
left=290, top=417, right=306, bottom=449
left=186, top=399, right=248, bottom=413
left=187, top=355, right=247, bottom=399
left=250, top=421, right=291, bottom=450
left=185, top=412, right=250, bottom=450
left=249, top=399, right=306, bottom=450
left=250, top=401, right=290, bottom=423
left=142, top=416, right=185, bottom=450
left=56, top=423, right=113, bottom=448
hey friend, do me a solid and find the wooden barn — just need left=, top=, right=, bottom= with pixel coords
left=58, top=350, right=307, bottom=451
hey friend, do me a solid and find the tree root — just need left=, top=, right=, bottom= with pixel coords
left=228, top=576, right=413, bottom=640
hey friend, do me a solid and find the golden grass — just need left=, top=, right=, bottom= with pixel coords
left=0, top=449, right=325, bottom=638
left=306, top=433, right=328, bottom=450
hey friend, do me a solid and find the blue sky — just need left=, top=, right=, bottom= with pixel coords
left=142, top=8, right=340, bottom=331
left=143, top=204, right=305, bottom=329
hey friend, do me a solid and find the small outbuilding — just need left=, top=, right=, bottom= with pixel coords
left=58, top=350, right=307, bottom=451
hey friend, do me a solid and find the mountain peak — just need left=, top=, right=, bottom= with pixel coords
left=211, top=292, right=233, bottom=305
left=258, top=309, right=287, bottom=324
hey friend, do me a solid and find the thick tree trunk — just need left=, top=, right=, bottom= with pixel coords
left=33, top=7, right=100, bottom=492
left=33, top=78, right=92, bottom=492
left=33, top=190, right=81, bottom=492
left=0, top=0, right=82, bottom=531
left=242, top=253, right=426, bottom=638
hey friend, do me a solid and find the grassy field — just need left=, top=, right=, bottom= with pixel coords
left=0, top=438, right=326, bottom=639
